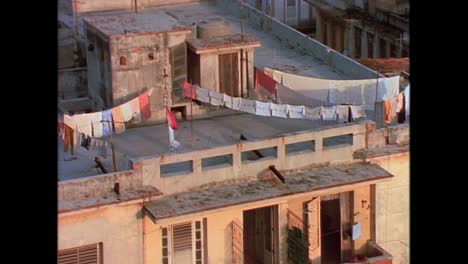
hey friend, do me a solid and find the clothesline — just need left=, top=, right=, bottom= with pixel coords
left=59, top=88, right=153, bottom=156
left=183, top=81, right=367, bottom=123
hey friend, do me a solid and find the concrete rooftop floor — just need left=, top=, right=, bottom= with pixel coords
left=144, top=162, right=393, bottom=221
left=111, top=111, right=343, bottom=160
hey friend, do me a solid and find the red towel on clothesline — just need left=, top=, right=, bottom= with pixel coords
left=139, top=91, right=151, bottom=121
left=255, top=67, right=277, bottom=95
left=166, top=106, right=178, bottom=130
left=183, top=81, right=196, bottom=99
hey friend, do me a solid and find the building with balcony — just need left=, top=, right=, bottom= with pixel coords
left=58, top=1, right=409, bottom=263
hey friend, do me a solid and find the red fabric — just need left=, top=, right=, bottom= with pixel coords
left=183, top=81, right=196, bottom=99
left=166, top=106, right=178, bottom=130
left=255, top=68, right=277, bottom=95
left=63, top=125, right=74, bottom=153
left=139, top=91, right=151, bottom=120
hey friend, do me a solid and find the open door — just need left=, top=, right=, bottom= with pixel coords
left=307, top=197, right=321, bottom=264
left=264, top=206, right=277, bottom=263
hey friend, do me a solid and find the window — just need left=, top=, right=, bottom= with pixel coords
left=241, top=146, right=277, bottom=163
left=161, top=161, right=193, bottom=177
left=286, top=140, right=315, bottom=155
left=58, top=243, right=103, bottom=264
left=202, top=154, right=233, bottom=170
left=163, top=220, right=205, bottom=264
left=323, top=133, right=353, bottom=149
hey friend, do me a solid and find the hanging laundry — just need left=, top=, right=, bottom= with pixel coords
left=384, top=100, right=393, bottom=124
left=183, top=81, right=196, bottom=99
left=268, top=67, right=399, bottom=109
left=223, top=94, right=233, bottom=108
left=395, top=93, right=404, bottom=114
left=88, top=112, right=103, bottom=138
left=239, top=98, right=256, bottom=114
left=287, top=105, right=305, bottom=119
left=271, top=104, right=288, bottom=118
left=276, top=83, right=325, bottom=108
left=403, top=84, right=410, bottom=118
left=75, top=124, right=81, bottom=148
left=120, top=100, right=134, bottom=122
left=139, top=91, right=151, bottom=121
left=255, top=68, right=277, bottom=95
left=209, top=90, right=223, bottom=106
left=63, top=125, right=74, bottom=153
left=336, top=105, right=350, bottom=123
left=398, top=94, right=406, bottom=124
left=112, top=106, right=126, bottom=134
left=321, top=106, right=337, bottom=121
left=231, top=97, right=242, bottom=111
left=196, top=87, right=210, bottom=103
left=349, top=105, right=366, bottom=120
left=102, top=109, right=113, bottom=138
left=74, top=114, right=93, bottom=137
left=377, top=75, right=400, bottom=101
left=128, top=97, right=142, bottom=124
left=58, top=122, right=65, bottom=140
left=256, top=101, right=272, bottom=117
left=304, top=106, right=321, bottom=120
left=166, top=106, right=179, bottom=130
left=328, top=85, right=363, bottom=105
left=390, top=96, right=399, bottom=119
left=166, top=106, right=180, bottom=151
left=98, top=140, right=108, bottom=159
left=81, top=134, right=90, bottom=150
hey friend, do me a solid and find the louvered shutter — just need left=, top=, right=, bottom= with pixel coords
left=173, top=222, right=193, bottom=263
left=307, top=197, right=321, bottom=263
left=58, top=243, right=102, bottom=264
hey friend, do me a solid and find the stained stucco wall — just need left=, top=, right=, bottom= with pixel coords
left=59, top=204, right=144, bottom=264
left=371, top=152, right=409, bottom=264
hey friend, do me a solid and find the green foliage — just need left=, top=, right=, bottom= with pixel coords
left=287, top=227, right=309, bottom=264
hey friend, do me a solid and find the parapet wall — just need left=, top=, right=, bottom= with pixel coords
left=58, top=170, right=142, bottom=200
left=131, top=121, right=369, bottom=195
left=216, top=0, right=382, bottom=79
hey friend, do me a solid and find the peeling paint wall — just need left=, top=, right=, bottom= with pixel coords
left=59, top=204, right=144, bottom=264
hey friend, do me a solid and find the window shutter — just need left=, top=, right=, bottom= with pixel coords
left=307, top=197, right=320, bottom=262
left=58, top=243, right=102, bottom=264
left=173, top=222, right=193, bottom=251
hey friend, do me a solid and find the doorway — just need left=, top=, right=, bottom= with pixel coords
left=243, top=205, right=278, bottom=264
left=320, top=199, right=341, bottom=264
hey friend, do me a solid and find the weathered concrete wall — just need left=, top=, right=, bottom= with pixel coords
left=58, top=169, right=140, bottom=201
left=387, top=123, right=409, bottom=145
left=135, top=121, right=368, bottom=194
left=58, top=69, right=88, bottom=99
left=146, top=207, right=243, bottom=264
left=371, top=152, right=409, bottom=264
left=59, top=204, right=144, bottom=264
left=109, top=31, right=192, bottom=123
left=231, top=1, right=381, bottom=79
left=85, top=23, right=110, bottom=110
left=353, top=185, right=372, bottom=255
